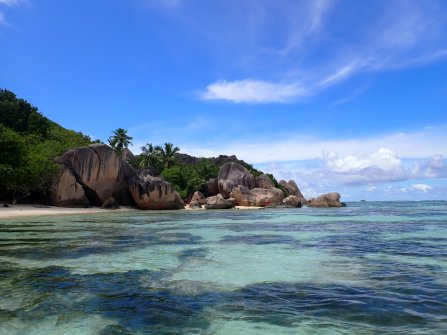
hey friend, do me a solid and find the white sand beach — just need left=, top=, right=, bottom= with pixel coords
left=0, top=204, right=138, bottom=219
left=0, top=204, right=264, bottom=219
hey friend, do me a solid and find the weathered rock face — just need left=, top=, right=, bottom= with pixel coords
left=58, top=144, right=123, bottom=206
left=127, top=176, right=184, bottom=210
left=204, top=178, right=219, bottom=197
left=230, top=186, right=284, bottom=207
left=188, top=200, right=202, bottom=209
left=48, top=166, right=89, bottom=207
left=190, top=191, right=207, bottom=205
left=204, top=194, right=235, bottom=209
left=279, top=180, right=306, bottom=203
left=282, top=195, right=302, bottom=208
left=256, top=174, right=275, bottom=189
left=101, top=197, right=120, bottom=209
left=121, top=148, right=135, bottom=161
left=307, top=192, right=345, bottom=208
left=218, top=162, right=257, bottom=198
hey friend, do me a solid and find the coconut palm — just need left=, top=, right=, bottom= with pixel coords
left=155, top=142, right=180, bottom=169
left=108, top=128, right=133, bottom=153
left=139, top=143, right=160, bottom=168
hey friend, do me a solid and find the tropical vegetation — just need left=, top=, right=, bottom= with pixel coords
left=0, top=89, right=285, bottom=204
left=0, top=89, right=94, bottom=203
left=108, top=128, right=133, bottom=154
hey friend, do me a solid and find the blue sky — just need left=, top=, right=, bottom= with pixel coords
left=1, top=0, right=447, bottom=201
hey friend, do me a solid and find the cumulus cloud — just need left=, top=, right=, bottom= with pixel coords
left=201, top=79, right=308, bottom=103
left=321, top=148, right=408, bottom=185
left=411, top=184, right=433, bottom=192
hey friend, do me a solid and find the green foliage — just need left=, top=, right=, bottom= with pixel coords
left=139, top=143, right=162, bottom=170
left=267, top=173, right=289, bottom=197
left=156, top=142, right=180, bottom=169
left=108, top=128, right=133, bottom=154
left=161, top=165, right=203, bottom=200
left=0, top=89, right=51, bottom=137
left=0, top=89, right=94, bottom=202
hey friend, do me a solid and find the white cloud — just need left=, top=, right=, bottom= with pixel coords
left=198, top=1, right=447, bottom=104
left=411, top=184, right=433, bottom=192
left=181, top=124, right=447, bottom=163
left=0, top=0, right=23, bottom=5
left=0, top=0, right=24, bottom=26
left=201, top=79, right=308, bottom=103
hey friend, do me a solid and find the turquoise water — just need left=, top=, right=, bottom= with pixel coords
left=0, top=201, right=446, bottom=334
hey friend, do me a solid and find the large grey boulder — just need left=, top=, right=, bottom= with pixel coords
left=279, top=180, right=306, bottom=203
left=218, top=162, right=256, bottom=198
left=127, top=176, right=184, bottom=210
left=204, top=178, right=219, bottom=197
left=256, top=174, right=275, bottom=189
left=58, top=144, right=125, bottom=206
left=307, top=192, right=345, bottom=208
left=230, top=186, right=284, bottom=207
left=48, top=166, right=89, bottom=207
left=204, top=194, right=235, bottom=209
left=190, top=191, right=207, bottom=205
left=282, top=195, right=302, bottom=208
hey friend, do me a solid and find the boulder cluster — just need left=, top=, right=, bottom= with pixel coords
left=47, top=144, right=184, bottom=210
left=48, top=144, right=345, bottom=210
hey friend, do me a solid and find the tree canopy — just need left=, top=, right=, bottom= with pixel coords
left=0, top=89, right=94, bottom=203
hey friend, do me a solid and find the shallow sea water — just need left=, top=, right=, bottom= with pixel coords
left=0, top=201, right=446, bottom=334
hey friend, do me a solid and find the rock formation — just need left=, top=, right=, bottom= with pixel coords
left=101, top=197, right=120, bottom=209
left=256, top=174, right=275, bottom=189
left=190, top=191, right=207, bottom=205
left=307, top=192, right=345, bottom=208
left=51, top=143, right=183, bottom=210
left=230, top=186, right=284, bottom=207
left=279, top=180, right=306, bottom=203
left=121, top=148, right=135, bottom=161
left=282, top=195, right=302, bottom=208
left=48, top=166, right=89, bottom=207
left=203, top=178, right=219, bottom=197
left=188, top=200, right=202, bottom=209
left=58, top=144, right=126, bottom=206
left=127, top=176, right=184, bottom=210
left=218, top=162, right=257, bottom=198
left=204, top=194, right=235, bottom=209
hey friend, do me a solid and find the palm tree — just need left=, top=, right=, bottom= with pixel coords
left=155, top=142, right=180, bottom=169
left=108, top=128, right=133, bottom=153
left=139, top=143, right=160, bottom=168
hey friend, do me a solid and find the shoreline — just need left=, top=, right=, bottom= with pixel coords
left=0, top=204, right=138, bottom=219
left=0, top=204, right=264, bottom=219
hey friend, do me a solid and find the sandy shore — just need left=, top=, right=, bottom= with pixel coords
left=0, top=204, right=138, bottom=219
left=0, top=204, right=263, bottom=219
